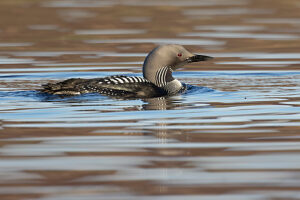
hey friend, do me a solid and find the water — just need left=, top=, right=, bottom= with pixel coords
left=0, top=0, right=300, bottom=200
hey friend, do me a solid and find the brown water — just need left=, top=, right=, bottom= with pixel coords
left=1, top=0, right=300, bottom=199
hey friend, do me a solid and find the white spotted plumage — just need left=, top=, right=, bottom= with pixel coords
left=97, top=75, right=149, bottom=85
left=115, top=78, right=124, bottom=83
left=121, top=77, right=130, bottom=83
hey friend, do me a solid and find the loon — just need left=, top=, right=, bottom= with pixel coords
left=42, top=44, right=212, bottom=98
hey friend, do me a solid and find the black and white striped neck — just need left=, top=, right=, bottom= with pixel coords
left=154, top=66, right=183, bottom=94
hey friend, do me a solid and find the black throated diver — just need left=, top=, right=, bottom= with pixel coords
left=42, top=44, right=212, bottom=98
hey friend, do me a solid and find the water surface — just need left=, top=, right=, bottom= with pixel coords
left=0, top=0, right=300, bottom=200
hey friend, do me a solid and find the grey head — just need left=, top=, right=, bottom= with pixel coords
left=143, top=44, right=212, bottom=94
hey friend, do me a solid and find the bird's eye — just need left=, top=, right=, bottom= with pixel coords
left=177, top=53, right=182, bottom=57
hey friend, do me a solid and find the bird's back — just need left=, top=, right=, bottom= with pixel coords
left=42, top=75, right=167, bottom=98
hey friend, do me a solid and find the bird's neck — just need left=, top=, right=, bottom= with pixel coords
left=163, top=79, right=183, bottom=94
left=143, top=65, right=183, bottom=94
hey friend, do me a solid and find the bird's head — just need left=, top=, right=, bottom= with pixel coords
left=143, top=44, right=212, bottom=87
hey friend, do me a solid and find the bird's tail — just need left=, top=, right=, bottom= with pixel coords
left=41, top=78, right=86, bottom=95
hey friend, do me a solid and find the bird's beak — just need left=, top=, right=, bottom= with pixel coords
left=173, top=54, right=213, bottom=70
left=186, top=54, right=213, bottom=63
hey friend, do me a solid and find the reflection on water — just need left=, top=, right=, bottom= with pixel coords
left=217, top=61, right=300, bottom=67
left=1, top=71, right=300, bottom=199
left=246, top=18, right=300, bottom=24
left=43, top=0, right=250, bottom=7
left=75, top=29, right=147, bottom=35
left=183, top=8, right=273, bottom=16
left=85, top=38, right=225, bottom=46
left=28, top=25, right=60, bottom=31
left=194, top=25, right=265, bottom=32
left=0, top=57, right=36, bottom=64
left=1, top=0, right=300, bottom=199
left=0, top=43, right=33, bottom=47
left=181, top=32, right=299, bottom=40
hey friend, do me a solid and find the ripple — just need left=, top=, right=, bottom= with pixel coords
left=0, top=57, right=36, bottom=64
left=121, top=17, right=152, bottom=23
left=43, top=0, right=250, bottom=8
left=208, top=52, right=300, bottom=59
left=0, top=43, right=33, bottom=47
left=0, top=66, right=138, bottom=72
left=57, top=9, right=96, bottom=21
left=28, top=25, right=59, bottom=31
left=181, top=32, right=299, bottom=40
left=217, top=61, right=300, bottom=67
left=85, top=38, right=225, bottom=46
left=42, top=0, right=115, bottom=7
left=34, top=61, right=142, bottom=67
left=75, top=29, right=147, bottom=35
left=7, top=51, right=146, bottom=57
left=0, top=135, right=169, bottom=156
left=183, top=8, right=273, bottom=16
left=194, top=25, right=265, bottom=32
left=246, top=18, right=300, bottom=24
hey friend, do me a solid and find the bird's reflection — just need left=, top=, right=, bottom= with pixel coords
left=38, top=90, right=187, bottom=111
left=142, top=95, right=183, bottom=110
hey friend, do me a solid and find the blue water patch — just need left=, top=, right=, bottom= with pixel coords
left=0, top=90, right=40, bottom=100
left=2, top=70, right=299, bottom=82
left=38, top=92, right=109, bottom=102
left=1, top=70, right=300, bottom=128
left=177, top=70, right=300, bottom=78
left=185, top=84, right=215, bottom=94
left=0, top=71, right=124, bottom=80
